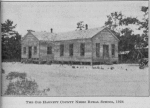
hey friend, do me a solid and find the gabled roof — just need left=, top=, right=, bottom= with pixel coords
left=29, top=26, right=119, bottom=41
left=31, top=32, right=57, bottom=41
left=55, top=26, right=106, bottom=41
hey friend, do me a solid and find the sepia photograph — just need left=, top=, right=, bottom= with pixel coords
left=1, top=0, right=149, bottom=97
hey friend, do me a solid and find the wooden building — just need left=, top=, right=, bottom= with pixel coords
left=21, top=26, right=119, bottom=65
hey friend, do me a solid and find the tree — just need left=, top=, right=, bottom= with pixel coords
left=105, top=12, right=124, bottom=32
left=138, top=6, right=148, bottom=47
left=76, top=21, right=85, bottom=30
left=1, top=19, right=21, bottom=61
left=1, top=19, right=16, bottom=34
left=104, top=8, right=148, bottom=62
left=105, top=10, right=146, bottom=52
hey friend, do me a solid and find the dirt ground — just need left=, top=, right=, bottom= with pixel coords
left=2, top=62, right=149, bottom=96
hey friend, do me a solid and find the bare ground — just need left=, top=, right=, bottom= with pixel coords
left=2, top=62, right=149, bottom=96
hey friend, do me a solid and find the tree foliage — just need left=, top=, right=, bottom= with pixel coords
left=5, top=78, right=39, bottom=96
left=1, top=19, right=21, bottom=61
left=105, top=12, right=124, bottom=31
left=6, top=72, right=27, bottom=80
left=76, top=21, right=85, bottom=30
left=105, top=6, right=148, bottom=62
left=139, top=6, right=148, bottom=43
left=105, top=6, right=148, bottom=52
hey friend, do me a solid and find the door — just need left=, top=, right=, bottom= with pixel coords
left=103, top=45, right=109, bottom=59
left=28, top=46, right=32, bottom=59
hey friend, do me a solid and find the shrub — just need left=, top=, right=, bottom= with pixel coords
left=5, top=78, right=38, bottom=95
left=6, top=72, right=26, bottom=80
left=5, top=72, right=49, bottom=96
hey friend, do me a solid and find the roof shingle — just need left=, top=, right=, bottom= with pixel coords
left=31, top=26, right=106, bottom=41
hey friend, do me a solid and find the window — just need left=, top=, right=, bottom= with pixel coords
left=60, top=44, right=64, bottom=56
left=23, top=47, right=26, bottom=54
left=69, top=44, right=74, bottom=56
left=47, top=46, right=52, bottom=54
left=96, top=43, right=100, bottom=57
left=34, top=46, right=37, bottom=54
left=80, top=43, right=85, bottom=56
left=111, top=44, right=115, bottom=57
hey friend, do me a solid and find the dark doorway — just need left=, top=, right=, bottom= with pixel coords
left=28, top=46, right=32, bottom=59
left=103, top=45, right=109, bottom=59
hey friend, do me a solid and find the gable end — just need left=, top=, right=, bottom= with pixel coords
left=104, top=28, right=119, bottom=41
left=21, top=32, right=39, bottom=42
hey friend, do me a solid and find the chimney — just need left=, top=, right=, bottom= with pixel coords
left=85, top=24, right=88, bottom=30
left=50, top=28, right=53, bottom=33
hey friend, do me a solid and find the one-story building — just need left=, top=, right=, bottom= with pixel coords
left=21, top=26, right=119, bottom=65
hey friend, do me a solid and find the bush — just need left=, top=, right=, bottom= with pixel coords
left=5, top=72, right=49, bottom=96
left=5, top=78, right=38, bottom=95
left=6, top=72, right=26, bottom=80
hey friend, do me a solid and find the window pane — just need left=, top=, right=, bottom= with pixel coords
left=47, top=46, right=52, bottom=54
left=50, top=46, right=52, bottom=54
left=80, top=43, right=85, bottom=56
left=69, top=44, right=73, bottom=56
left=60, top=44, right=64, bottom=56
left=23, top=47, right=26, bottom=54
left=96, top=43, right=100, bottom=57
left=111, top=44, right=115, bottom=57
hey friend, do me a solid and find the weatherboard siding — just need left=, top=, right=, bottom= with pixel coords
left=39, top=41, right=54, bottom=61
left=92, top=29, right=118, bottom=63
left=21, top=33, right=39, bottom=59
left=54, top=39, right=92, bottom=62
left=21, top=27, right=119, bottom=64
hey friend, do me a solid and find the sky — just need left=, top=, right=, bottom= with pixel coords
left=1, top=1, right=148, bottom=36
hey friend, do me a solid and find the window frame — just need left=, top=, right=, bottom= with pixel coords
left=96, top=43, right=100, bottom=57
left=111, top=44, right=115, bottom=57
left=69, top=44, right=74, bottom=56
left=80, top=43, right=85, bottom=56
left=47, top=46, right=52, bottom=55
left=60, top=44, right=64, bottom=56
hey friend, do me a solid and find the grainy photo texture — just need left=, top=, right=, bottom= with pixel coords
left=1, top=1, right=149, bottom=96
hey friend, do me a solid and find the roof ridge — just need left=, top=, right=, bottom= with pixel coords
left=57, top=26, right=106, bottom=34
left=30, top=26, right=108, bottom=41
left=31, top=26, right=106, bottom=34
